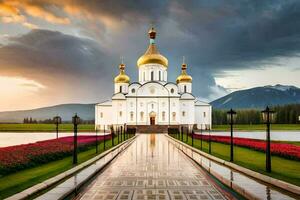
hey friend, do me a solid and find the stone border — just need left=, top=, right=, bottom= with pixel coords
left=166, top=135, right=300, bottom=196
left=6, top=136, right=137, bottom=200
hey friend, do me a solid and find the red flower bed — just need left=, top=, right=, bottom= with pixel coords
left=0, top=135, right=111, bottom=175
left=193, top=134, right=300, bottom=160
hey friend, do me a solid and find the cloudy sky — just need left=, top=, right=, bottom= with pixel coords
left=0, top=0, right=300, bottom=111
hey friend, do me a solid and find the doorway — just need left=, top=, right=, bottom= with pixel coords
left=150, top=116, right=155, bottom=125
left=149, top=111, right=156, bottom=125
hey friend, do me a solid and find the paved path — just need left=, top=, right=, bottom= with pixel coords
left=77, top=134, right=235, bottom=200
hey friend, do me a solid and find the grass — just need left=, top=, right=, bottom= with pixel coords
left=0, top=123, right=299, bottom=132
left=212, top=124, right=300, bottom=131
left=0, top=135, right=131, bottom=199
left=0, top=123, right=94, bottom=132
left=172, top=134, right=300, bottom=186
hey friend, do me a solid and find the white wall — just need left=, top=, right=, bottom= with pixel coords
left=179, top=99, right=195, bottom=125
left=195, top=105, right=212, bottom=129
left=178, top=82, right=192, bottom=93
left=138, top=64, right=167, bottom=84
left=95, top=104, right=113, bottom=131
left=114, top=83, right=129, bottom=94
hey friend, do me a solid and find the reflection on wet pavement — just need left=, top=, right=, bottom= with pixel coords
left=79, top=134, right=233, bottom=200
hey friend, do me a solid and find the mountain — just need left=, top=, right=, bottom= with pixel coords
left=211, top=84, right=300, bottom=109
left=0, top=104, right=95, bottom=123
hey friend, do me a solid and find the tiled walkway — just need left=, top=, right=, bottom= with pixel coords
left=78, top=134, right=234, bottom=200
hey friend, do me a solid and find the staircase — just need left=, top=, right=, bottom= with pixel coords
left=131, top=125, right=179, bottom=133
left=136, top=125, right=168, bottom=133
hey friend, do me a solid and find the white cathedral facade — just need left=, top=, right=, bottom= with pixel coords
left=95, top=27, right=212, bottom=132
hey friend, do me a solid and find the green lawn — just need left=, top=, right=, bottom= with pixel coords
left=172, top=134, right=300, bottom=186
left=212, top=124, right=300, bottom=131
left=0, top=135, right=131, bottom=199
left=0, top=123, right=299, bottom=132
left=0, top=123, right=95, bottom=132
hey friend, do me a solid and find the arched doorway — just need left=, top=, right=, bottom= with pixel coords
left=149, top=112, right=156, bottom=125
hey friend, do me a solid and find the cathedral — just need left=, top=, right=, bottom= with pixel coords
left=95, top=27, right=212, bottom=132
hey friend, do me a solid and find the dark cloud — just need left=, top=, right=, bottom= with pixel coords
left=1, top=0, right=300, bottom=106
left=0, top=29, right=115, bottom=104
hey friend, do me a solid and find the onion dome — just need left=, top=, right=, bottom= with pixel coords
left=176, top=62, right=192, bottom=84
left=114, top=63, right=130, bottom=83
left=137, top=27, right=168, bottom=68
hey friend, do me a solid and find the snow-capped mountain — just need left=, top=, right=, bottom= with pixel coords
left=211, top=84, right=300, bottom=109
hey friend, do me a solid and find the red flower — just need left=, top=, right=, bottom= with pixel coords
left=193, top=134, right=300, bottom=160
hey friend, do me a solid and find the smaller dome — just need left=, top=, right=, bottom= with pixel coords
left=114, top=63, right=130, bottom=83
left=176, top=63, right=192, bottom=84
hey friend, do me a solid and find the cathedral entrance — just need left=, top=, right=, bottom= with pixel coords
left=149, top=112, right=156, bottom=125
left=150, top=116, right=155, bottom=125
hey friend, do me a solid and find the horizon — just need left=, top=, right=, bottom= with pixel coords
left=1, top=1, right=300, bottom=111
left=0, top=83, right=298, bottom=112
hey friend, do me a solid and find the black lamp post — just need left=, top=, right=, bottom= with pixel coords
left=72, top=114, right=80, bottom=164
left=208, top=125, right=211, bottom=154
left=200, top=124, right=203, bottom=150
left=103, top=125, right=106, bottom=150
left=227, top=109, right=237, bottom=162
left=95, top=126, right=98, bottom=154
left=53, top=116, right=62, bottom=139
left=111, top=125, right=114, bottom=146
left=261, top=106, right=276, bottom=173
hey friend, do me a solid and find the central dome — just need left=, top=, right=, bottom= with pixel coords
left=137, top=27, right=168, bottom=68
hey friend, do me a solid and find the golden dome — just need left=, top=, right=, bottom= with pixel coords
left=114, top=63, right=130, bottom=83
left=176, top=63, right=192, bottom=84
left=137, top=27, right=168, bottom=68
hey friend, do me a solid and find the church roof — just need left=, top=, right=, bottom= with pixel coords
left=137, top=27, right=168, bottom=68
left=96, top=100, right=112, bottom=106
left=195, top=100, right=211, bottom=106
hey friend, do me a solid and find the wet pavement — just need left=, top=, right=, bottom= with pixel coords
left=78, top=134, right=235, bottom=200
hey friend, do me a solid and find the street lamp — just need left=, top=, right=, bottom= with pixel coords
left=227, top=109, right=237, bottom=162
left=72, top=113, right=80, bottom=164
left=95, top=126, right=98, bottom=154
left=207, top=124, right=211, bottom=154
left=53, top=116, right=62, bottom=139
left=261, top=106, right=276, bottom=173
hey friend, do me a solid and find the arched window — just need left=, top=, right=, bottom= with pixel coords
left=170, top=88, right=174, bottom=94
left=151, top=104, right=154, bottom=109
left=162, top=111, right=166, bottom=121
left=184, top=85, right=187, bottom=93
left=203, top=112, right=206, bottom=118
left=172, top=112, right=176, bottom=121
left=119, top=111, right=122, bottom=117
left=140, top=112, right=144, bottom=121
left=120, top=85, right=122, bottom=93
left=159, top=71, right=161, bottom=81
left=182, top=111, right=185, bottom=117
left=100, top=112, right=103, bottom=118
left=130, top=112, right=134, bottom=121
left=151, top=71, right=154, bottom=81
left=131, top=88, right=135, bottom=93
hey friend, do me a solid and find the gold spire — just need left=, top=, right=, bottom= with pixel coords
left=176, top=57, right=192, bottom=84
left=137, top=27, right=168, bottom=68
left=114, top=59, right=130, bottom=83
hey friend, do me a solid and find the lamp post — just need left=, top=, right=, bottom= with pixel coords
left=181, top=126, right=183, bottom=141
left=103, top=125, right=106, bottom=150
left=120, top=126, right=123, bottom=142
left=95, top=126, right=98, bottom=154
left=72, top=114, right=80, bottom=164
left=200, top=124, right=203, bottom=150
left=227, top=109, right=237, bottom=162
left=208, top=125, right=211, bottom=154
left=53, top=116, right=62, bottom=139
left=110, top=125, right=114, bottom=146
left=261, top=106, right=276, bottom=173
